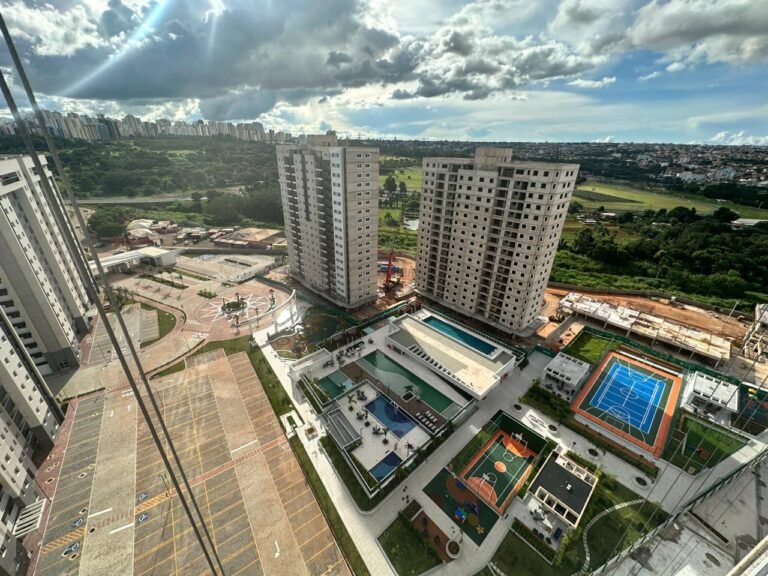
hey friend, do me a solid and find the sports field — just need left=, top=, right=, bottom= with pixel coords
left=573, top=350, right=683, bottom=456
left=459, top=431, right=534, bottom=513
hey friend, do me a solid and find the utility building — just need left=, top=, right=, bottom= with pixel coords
left=277, top=135, right=379, bottom=308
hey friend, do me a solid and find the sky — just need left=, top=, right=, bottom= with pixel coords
left=1, top=0, right=767, bottom=144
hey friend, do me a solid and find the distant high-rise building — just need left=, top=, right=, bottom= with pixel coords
left=0, top=155, right=90, bottom=576
left=416, top=147, right=579, bottom=333
left=277, top=135, right=379, bottom=308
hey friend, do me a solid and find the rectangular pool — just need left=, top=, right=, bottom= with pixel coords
left=365, top=395, right=416, bottom=439
left=369, top=452, right=403, bottom=482
left=423, top=316, right=497, bottom=356
left=358, top=351, right=461, bottom=417
left=316, top=371, right=353, bottom=400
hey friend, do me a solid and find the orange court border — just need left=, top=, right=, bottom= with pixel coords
left=459, top=429, right=536, bottom=514
left=571, top=349, right=683, bottom=457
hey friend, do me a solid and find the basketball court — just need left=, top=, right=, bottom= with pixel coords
left=459, top=431, right=534, bottom=513
left=572, top=349, right=683, bottom=456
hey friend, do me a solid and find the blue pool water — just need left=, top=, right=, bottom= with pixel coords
left=369, top=452, right=403, bottom=481
left=365, top=395, right=416, bottom=439
left=423, top=316, right=497, bottom=356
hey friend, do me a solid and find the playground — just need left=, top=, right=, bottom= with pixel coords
left=572, top=350, right=683, bottom=456
left=423, top=467, right=499, bottom=545
left=459, top=430, right=535, bottom=513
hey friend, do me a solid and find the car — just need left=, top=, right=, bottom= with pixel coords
left=183, top=240, right=190, bottom=245
left=171, top=239, right=179, bottom=245
left=93, top=242, right=105, bottom=248
left=113, top=248, right=125, bottom=254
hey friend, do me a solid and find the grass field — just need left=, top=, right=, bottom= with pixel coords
left=380, top=166, right=423, bottom=193
left=560, top=217, right=641, bottom=245
left=575, top=182, right=768, bottom=218
left=565, top=332, right=619, bottom=364
left=663, top=414, right=747, bottom=474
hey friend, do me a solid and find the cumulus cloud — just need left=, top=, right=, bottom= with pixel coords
left=638, top=71, right=661, bottom=81
left=3, top=0, right=768, bottom=127
left=592, top=135, right=616, bottom=142
left=568, top=76, right=616, bottom=88
left=710, top=130, right=768, bottom=145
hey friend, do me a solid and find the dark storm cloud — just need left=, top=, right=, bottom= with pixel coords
left=326, top=51, right=353, bottom=68
left=99, top=0, right=138, bottom=37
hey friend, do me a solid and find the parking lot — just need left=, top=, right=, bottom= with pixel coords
left=32, top=349, right=349, bottom=576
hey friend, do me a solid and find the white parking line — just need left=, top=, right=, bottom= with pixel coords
left=110, top=523, right=133, bottom=534
left=88, top=507, right=113, bottom=518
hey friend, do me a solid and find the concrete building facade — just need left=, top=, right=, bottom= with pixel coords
left=416, top=147, right=579, bottom=333
left=0, top=156, right=78, bottom=576
left=277, top=136, right=379, bottom=308
left=0, top=156, right=91, bottom=375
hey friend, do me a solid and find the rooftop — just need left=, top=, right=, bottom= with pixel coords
left=387, top=312, right=518, bottom=398
left=218, top=227, right=283, bottom=243
left=684, top=371, right=739, bottom=412
left=544, top=353, right=591, bottom=387
left=529, top=451, right=598, bottom=526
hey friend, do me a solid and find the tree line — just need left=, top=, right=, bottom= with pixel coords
left=556, top=206, right=767, bottom=305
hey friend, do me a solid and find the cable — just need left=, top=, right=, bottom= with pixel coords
left=0, top=14, right=224, bottom=576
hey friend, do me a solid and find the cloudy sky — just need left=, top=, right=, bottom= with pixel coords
left=2, top=0, right=768, bottom=143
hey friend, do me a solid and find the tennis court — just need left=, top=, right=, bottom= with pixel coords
left=573, top=350, right=683, bottom=456
left=459, top=430, right=534, bottom=513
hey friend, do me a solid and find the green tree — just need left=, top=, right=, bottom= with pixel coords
left=384, top=175, right=397, bottom=194
left=399, top=181, right=408, bottom=195
left=712, top=206, right=740, bottom=222
left=89, top=206, right=128, bottom=238
left=573, top=228, right=595, bottom=256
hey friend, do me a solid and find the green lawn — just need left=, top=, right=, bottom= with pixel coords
left=574, top=181, right=768, bottom=219
left=139, top=304, right=177, bottom=348
left=378, top=515, right=443, bottom=576
left=380, top=166, right=422, bottom=193
left=663, top=414, right=747, bottom=474
left=564, top=331, right=618, bottom=364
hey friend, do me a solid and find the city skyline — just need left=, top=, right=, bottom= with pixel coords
left=0, top=0, right=766, bottom=144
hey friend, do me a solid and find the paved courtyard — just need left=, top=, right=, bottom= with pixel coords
left=31, top=351, right=350, bottom=576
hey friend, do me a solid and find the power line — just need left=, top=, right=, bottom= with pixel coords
left=0, top=13, right=225, bottom=575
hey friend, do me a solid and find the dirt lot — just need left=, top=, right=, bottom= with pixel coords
left=546, top=288, right=749, bottom=342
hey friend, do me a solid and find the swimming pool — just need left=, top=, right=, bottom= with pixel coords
left=369, top=452, right=403, bottom=481
left=358, top=351, right=461, bottom=417
left=365, top=395, right=416, bottom=438
left=422, top=316, right=497, bottom=356
left=316, top=371, right=353, bottom=400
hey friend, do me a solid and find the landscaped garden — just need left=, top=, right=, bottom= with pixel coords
left=379, top=510, right=443, bottom=576
left=480, top=473, right=667, bottom=575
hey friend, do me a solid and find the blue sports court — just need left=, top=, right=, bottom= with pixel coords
left=589, top=360, right=666, bottom=434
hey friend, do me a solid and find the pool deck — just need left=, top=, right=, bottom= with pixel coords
left=337, top=383, right=431, bottom=471
left=387, top=315, right=517, bottom=398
